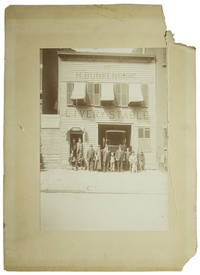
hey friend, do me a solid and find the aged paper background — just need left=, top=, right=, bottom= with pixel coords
left=4, top=5, right=196, bottom=270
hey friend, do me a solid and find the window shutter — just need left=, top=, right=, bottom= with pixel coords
left=145, top=128, right=150, bottom=138
left=67, top=82, right=74, bottom=105
left=86, top=83, right=94, bottom=105
left=138, top=127, right=151, bottom=152
left=94, top=84, right=101, bottom=106
left=114, top=83, right=121, bottom=106
left=142, top=84, right=149, bottom=107
left=121, top=83, right=128, bottom=106
left=138, top=128, right=144, bottom=138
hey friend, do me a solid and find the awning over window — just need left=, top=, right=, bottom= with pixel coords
left=128, top=83, right=144, bottom=104
left=71, top=82, right=86, bottom=101
left=100, top=83, right=114, bottom=102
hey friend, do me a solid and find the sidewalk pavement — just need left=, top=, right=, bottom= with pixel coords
left=41, top=169, right=168, bottom=194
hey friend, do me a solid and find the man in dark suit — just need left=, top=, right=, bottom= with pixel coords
left=71, top=139, right=77, bottom=170
left=76, top=138, right=83, bottom=155
left=86, top=145, right=95, bottom=171
left=71, top=138, right=77, bottom=151
left=115, top=145, right=124, bottom=172
left=139, top=151, right=145, bottom=171
left=125, top=147, right=131, bottom=171
left=102, top=144, right=110, bottom=172
left=76, top=138, right=84, bottom=169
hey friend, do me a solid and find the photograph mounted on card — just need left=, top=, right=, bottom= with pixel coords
left=4, top=4, right=196, bottom=271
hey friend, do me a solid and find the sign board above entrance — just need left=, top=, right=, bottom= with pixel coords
left=65, top=107, right=149, bottom=122
left=75, top=72, right=137, bottom=82
left=59, top=61, right=155, bottom=84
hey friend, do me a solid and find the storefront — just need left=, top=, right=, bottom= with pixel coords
left=40, top=49, right=167, bottom=170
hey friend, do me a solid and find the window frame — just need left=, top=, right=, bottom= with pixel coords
left=67, top=81, right=143, bottom=108
left=86, top=82, right=101, bottom=106
left=93, top=83, right=101, bottom=106
left=138, top=127, right=151, bottom=139
left=114, top=83, right=129, bottom=107
left=144, top=127, right=150, bottom=138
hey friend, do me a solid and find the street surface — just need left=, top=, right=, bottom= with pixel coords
left=41, top=169, right=167, bottom=194
left=41, top=169, right=168, bottom=231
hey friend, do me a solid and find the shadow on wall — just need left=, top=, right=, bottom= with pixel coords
left=41, top=49, right=58, bottom=114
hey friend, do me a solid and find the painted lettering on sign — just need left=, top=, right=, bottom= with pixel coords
left=65, top=108, right=148, bottom=121
left=75, top=72, right=136, bottom=82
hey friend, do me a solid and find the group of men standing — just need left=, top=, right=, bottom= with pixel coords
left=69, top=138, right=145, bottom=173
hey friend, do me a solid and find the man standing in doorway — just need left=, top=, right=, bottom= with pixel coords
left=71, top=138, right=77, bottom=170
left=76, top=138, right=84, bottom=169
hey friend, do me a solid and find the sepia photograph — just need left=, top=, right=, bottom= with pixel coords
left=3, top=2, right=197, bottom=270
left=40, top=48, right=168, bottom=231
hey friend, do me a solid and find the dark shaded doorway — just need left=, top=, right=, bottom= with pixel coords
left=98, top=124, right=131, bottom=149
left=69, top=128, right=83, bottom=152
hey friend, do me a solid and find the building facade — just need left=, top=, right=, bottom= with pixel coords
left=40, top=48, right=167, bottom=170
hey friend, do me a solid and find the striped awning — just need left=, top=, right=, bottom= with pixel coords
left=128, top=83, right=144, bottom=103
left=71, top=82, right=86, bottom=100
left=100, top=83, right=114, bottom=101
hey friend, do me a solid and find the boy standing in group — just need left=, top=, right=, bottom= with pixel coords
left=110, top=152, right=115, bottom=172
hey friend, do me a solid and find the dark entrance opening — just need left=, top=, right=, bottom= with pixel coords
left=69, top=127, right=83, bottom=152
left=98, top=124, right=131, bottom=151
